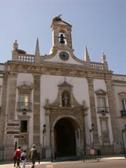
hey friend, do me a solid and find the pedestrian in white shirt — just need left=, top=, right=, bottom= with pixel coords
left=20, top=150, right=27, bottom=168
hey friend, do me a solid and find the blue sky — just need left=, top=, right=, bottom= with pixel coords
left=0, top=0, right=126, bottom=74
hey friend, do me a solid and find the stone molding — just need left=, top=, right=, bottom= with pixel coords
left=87, top=77, right=99, bottom=146
left=17, top=83, right=33, bottom=93
left=95, top=89, right=107, bottom=95
left=6, top=61, right=112, bottom=79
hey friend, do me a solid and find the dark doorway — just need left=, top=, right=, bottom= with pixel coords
left=20, top=120, right=27, bottom=132
left=54, top=118, right=76, bottom=157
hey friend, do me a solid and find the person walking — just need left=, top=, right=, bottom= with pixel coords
left=20, top=150, right=27, bottom=168
left=13, top=152, right=17, bottom=167
left=37, top=152, right=40, bottom=164
left=96, top=148, right=101, bottom=162
left=14, top=146, right=22, bottom=168
left=29, top=144, right=38, bottom=168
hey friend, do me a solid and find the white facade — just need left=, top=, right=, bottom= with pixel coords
left=0, top=17, right=126, bottom=160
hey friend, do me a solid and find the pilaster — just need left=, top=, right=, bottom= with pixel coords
left=45, top=110, right=51, bottom=159
left=7, top=73, right=17, bottom=120
left=0, top=72, right=8, bottom=160
left=33, top=74, right=40, bottom=145
left=105, top=76, right=117, bottom=144
left=87, top=77, right=98, bottom=145
left=0, top=71, right=17, bottom=160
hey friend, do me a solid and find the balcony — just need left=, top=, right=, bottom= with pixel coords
left=97, top=107, right=109, bottom=115
left=17, top=102, right=32, bottom=112
left=121, top=110, right=126, bottom=117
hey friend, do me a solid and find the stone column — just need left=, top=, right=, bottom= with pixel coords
left=87, top=77, right=98, bottom=146
left=33, top=74, right=40, bottom=145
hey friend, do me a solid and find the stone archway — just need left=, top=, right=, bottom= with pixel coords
left=54, top=117, right=79, bottom=158
left=44, top=81, right=88, bottom=159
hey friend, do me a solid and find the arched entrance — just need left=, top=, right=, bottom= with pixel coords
left=54, top=117, right=77, bottom=157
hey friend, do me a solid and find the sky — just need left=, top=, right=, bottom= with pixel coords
left=0, top=0, right=126, bottom=74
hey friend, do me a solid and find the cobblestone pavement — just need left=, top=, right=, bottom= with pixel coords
left=0, top=157, right=126, bottom=168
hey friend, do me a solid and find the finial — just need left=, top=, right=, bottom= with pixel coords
left=101, top=52, right=106, bottom=63
left=101, top=52, right=108, bottom=70
left=13, top=40, right=18, bottom=50
left=84, top=46, right=90, bottom=62
left=35, top=38, right=40, bottom=63
left=35, top=38, right=40, bottom=56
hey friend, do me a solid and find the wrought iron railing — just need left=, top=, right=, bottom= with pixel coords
left=97, top=107, right=109, bottom=114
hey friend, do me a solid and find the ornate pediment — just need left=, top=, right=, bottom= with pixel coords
left=17, top=83, right=33, bottom=94
left=95, top=89, right=106, bottom=95
left=58, top=80, right=72, bottom=88
left=118, top=92, right=126, bottom=96
left=44, top=81, right=86, bottom=110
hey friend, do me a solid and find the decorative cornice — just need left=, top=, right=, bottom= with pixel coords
left=17, top=83, right=33, bottom=91
left=58, top=81, right=72, bottom=88
left=6, top=61, right=112, bottom=80
left=112, top=80, right=126, bottom=84
left=95, top=89, right=107, bottom=95
left=118, top=92, right=126, bottom=96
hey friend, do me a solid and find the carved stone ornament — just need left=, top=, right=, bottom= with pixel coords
left=95, top=89, right=107, bottom=95
left=17, top=83, right=33, bottom=94
left=44, top=80, right=88, bottom=115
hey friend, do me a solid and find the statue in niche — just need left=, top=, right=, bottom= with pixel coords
left=62, top=91, right=70, bottom=107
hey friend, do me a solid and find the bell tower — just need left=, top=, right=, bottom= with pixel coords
left=51, top=16, right=73, bottom=52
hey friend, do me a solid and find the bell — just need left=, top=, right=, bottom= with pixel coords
left=59, top=34, right=65, bottom=44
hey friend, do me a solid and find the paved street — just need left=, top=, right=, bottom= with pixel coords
left=49, top=159, right=126, bottom=168
left=0, top=157, right=126, bottom=168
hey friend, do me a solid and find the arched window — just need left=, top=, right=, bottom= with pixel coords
left=62, top=91, right=71, bottom=107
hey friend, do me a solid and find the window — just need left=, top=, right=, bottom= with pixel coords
left=97, top=96, right=106, bottom=107
left=19, top=94, right=29, bottom=107
left=97, top=96, right=107, bottom=112
left=18, top=94, right=31, bottom=111
left=118, top=92, right=126, bottom=117
left=17, top=84, right=32, bottom=112
left=120, top=98, right=126, bottom=117
left=20, top=120, right=27, bottom=132
left=121, top=98, right=126, bottom=111
left=62, top=91, right=71, bottom=107
left=95, top=89, right=108, bottom=114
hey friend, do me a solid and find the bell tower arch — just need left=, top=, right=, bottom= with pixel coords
left=51, top=16, right=73, bottom=52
